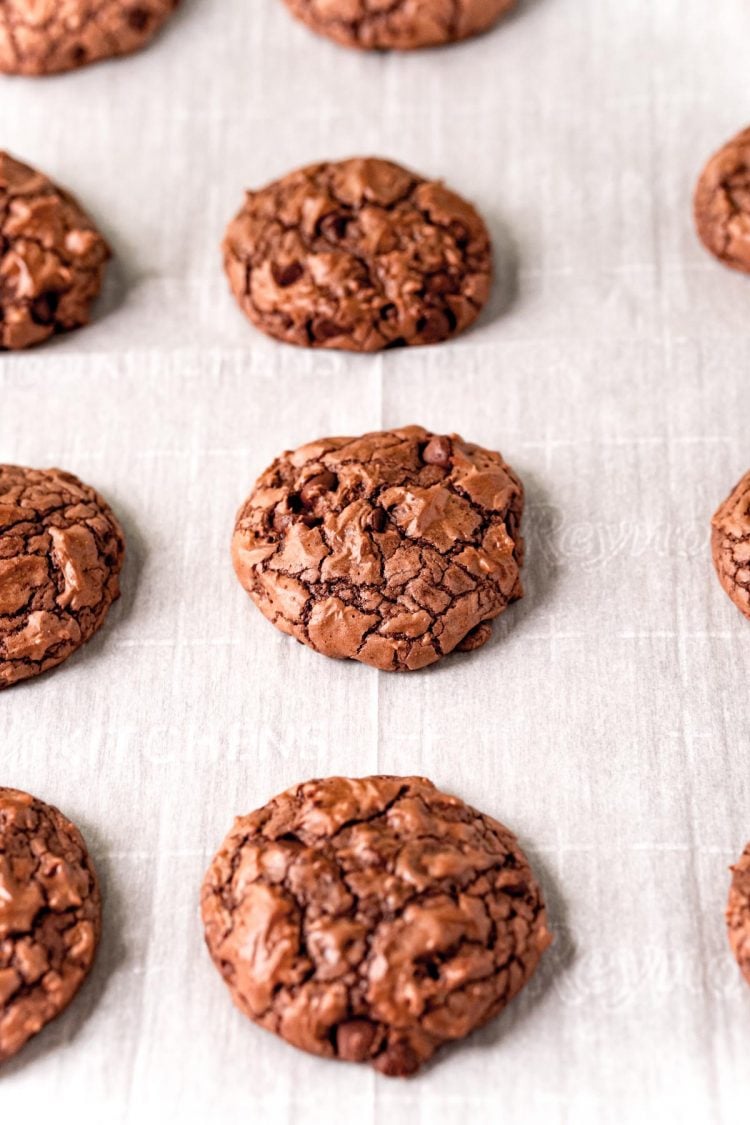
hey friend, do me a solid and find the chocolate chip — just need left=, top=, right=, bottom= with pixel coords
left=319, top=213, right=349, bottom=242
left=312, top=318, right=345, bottom=341
left=370, top=507, right=386, bottom=532
left=421, top=435, right=453, bottom=468
left=426, top=271, right=456, bottom=295
left=30, top=292, right=59, bottom=326
left=375, top=1038, right=421, bottom=1078
left=455, top=621, right=492, bottom=653
left=336, top=1019, right=378, bottom=1062
left=416, top=311, right=450, bottom=344
left=300, top=470, right=338, bottom=509
left=127, top=7, right=151, bottom=31
left=273, top=261, right=304, bottom=288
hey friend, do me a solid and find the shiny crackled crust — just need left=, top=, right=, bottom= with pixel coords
left=231, top=425, right=524, bottom=672
left=0, top=152, right=110, bottom=350
left=711, top=470, right=750, bottom=620
left=0, top=0, right=179, bottom=76
left=281, top=0, right=517, bottom=51
left=201, top=775, right=551, bottom=1077
left=0, top=788, right=101, bottom=1062
left=223, top=157, right=492, bottom=352
left=727, top=843, right=750, bottom=986
left=694, top=126, right=750, bottom=273
left=0, top=465, right=125, bottom=688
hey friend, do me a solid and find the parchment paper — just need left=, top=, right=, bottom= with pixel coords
left=1, top=1, right=750, bottom=1121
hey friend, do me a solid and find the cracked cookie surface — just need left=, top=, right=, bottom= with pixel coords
left=223, top=157, right=492, bottom=352
left=231, top=425, right=524, bottom=672
left=0, top=0, right=179, bottom=75
left=201, top=775, right=551, bottom=1077
left=281, top=0, right=517, bottom=50
left=694, top=126, right=750, bottom=273
left=711, top=469, right=750, bottom=620
left=0, top=787, right=101, bottom=1062
left=0, top=465, right=125, bottom=688
left=727, top=843, right=750, bottom=986
left=0, top=152, right=110, bottom=350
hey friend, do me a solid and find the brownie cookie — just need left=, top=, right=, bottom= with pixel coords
left=231, top=425, right=524, bottom=672
left=0, top=465, right=125, bottom=688
left=201, top=775, right=552, bottom=1076
left=0, top=0, right=179, bottom=76
left=711, top=470, right=750, bottom=620
left=694, top=127, right=750, bottom=273
left=727, top=844, right=750, bottom=986
left=0, top=788, right=101, bottom=1062
left=281, top=0, right=517, bottom=51
left=223, top=157, right=492, bottom=351
left=0, top=153, right=110, bottom=350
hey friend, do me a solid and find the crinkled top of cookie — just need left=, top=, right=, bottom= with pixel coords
left=223, top=157, right=492, bottom=352
left=0, top=787, right=100, bottom=1062
left=201, top=775, right=551, bottom=1077
left=0, top=152, right=109, bottom=350
left=232, top=426, right=524, bottom=671
left=281, top=0, right=517, bottom=51
left=711, top=469, right=750, bottom=619
left=694, top=126, right=750, bottom=273
left=0, top=465, right=125, bottom=688
left=727, top=843, right=750, bottom=985
left=0, top=0, right=179, bottom=76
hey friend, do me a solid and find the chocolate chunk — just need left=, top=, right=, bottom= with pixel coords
left=455, top=620, right=493, bottom=652
left=0, top=0, right=179, bottom=76
left=201, top=776, right=552, bottom=1076
left=299, top=470, right=339, bottom=509
left=0, top=153, right=110, bottom=351
left=422, top=435, right=453, bottom=467
left=281, top=0, right=518, bottom=51
left=231, top=425, right=524, bottom=672
left=0, top=788, right=101, bottom=1062
left=711, top=469, right=750, bottom=619
left=0, top=465, right=125, bottom=688
left=336, top=1019, right=379, bottom=1062
left=694, top=126, right=750, bottom=273
left=727, top=843, right=750, bottom=986
left=223, top=157, right=492, bottom=353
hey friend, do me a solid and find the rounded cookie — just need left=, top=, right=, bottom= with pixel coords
left=711, top=469, right=750, bottom=619
left=727, top=843, right=750, bottom=985
left=0, top=465, right=125, bottom=688
left=0, top=0, right=179, bottom=76
left=694, top=126, right=750, bottom=273
left=201, top=775, right=552, bottom=1076
left=231, top=425, right=524, bottom=671
left=0, top=153, right=110, bottom=350
left=0, top=787, right=101, bottom=1062
left=223, top=157, right=492, bottom=352
left=281, top=0, right=517, bottom=51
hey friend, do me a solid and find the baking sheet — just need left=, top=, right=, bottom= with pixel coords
left=2, top=0, right=750, bottom=1121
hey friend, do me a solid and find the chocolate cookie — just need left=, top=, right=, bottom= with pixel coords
left=223, top=157, right=492, bottom=351
left=201, top=775, right=551, bottom=1076
left=711, top=470, right=750, bottom=620
left=727, top=844, right=750, bottom=986
left=0, top=788, right=101, bottom=1062
left=231, top=426, right=524, bottom=671
left=694, top=126, right=750, bottom=273
left=0, top=153, right=110, bottom=350
left=0, top=0, right=179, bottom=76
left=0, top=465, right=125, bottom=688
left=281, top=0, right=517, bottom=51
